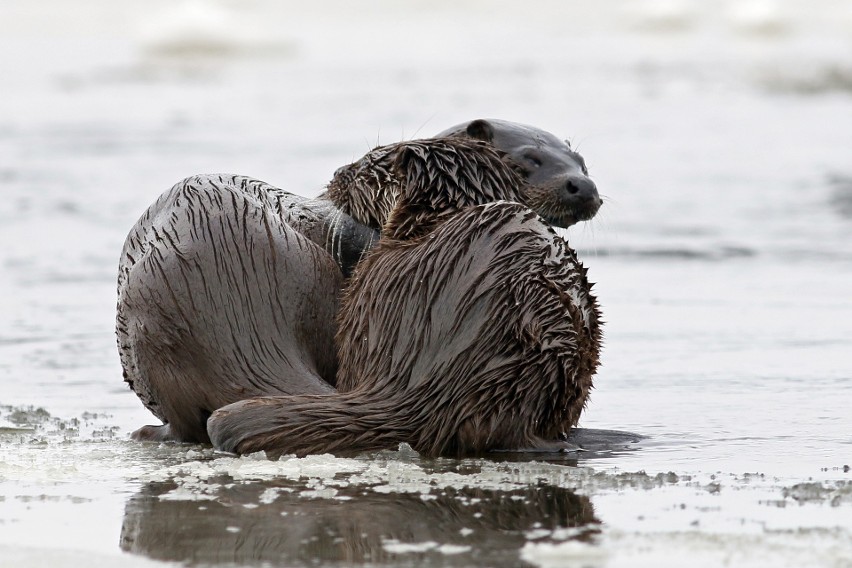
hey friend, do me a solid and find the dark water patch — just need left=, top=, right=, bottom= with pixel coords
left=55, top=63, right=222, bottom=90
left=581, top=245, right=852, bottom=263
left=13, top=122, right=231, bottom=161
left=21, top=270, right=116, bottom=285
left=24, top=337, right=115, bottom=372
left=0, top=167, right=20, bottom=182
left=2, top=405, right=52, bottom=427
left=2, top=253, right=118, bottom=285
left=137, top=42, right=297, bottom=64
left=577, top=245, right=757, bottom=261
left=0, top=405, right=81, bottom=443
left=782, top=480, right=852, bottom=506
left=0, top=405, right=118, bottom=442
left=760, top=65, right=852, bottom=95
left=0, top=331, right=106, bottom=347
left=828, top=174, right=852, bottom=219
left=489, top=428, right=647, bottom=464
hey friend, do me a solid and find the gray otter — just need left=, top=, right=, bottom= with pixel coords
left=437, top=119, right=601, bottom=227
left=325, top=119, right=601, bottom=231
left=207, top=138, right=601, bottom=457
left=116, top=178, right=351, bottom=443
left=117, top=119, right=601, bottom=444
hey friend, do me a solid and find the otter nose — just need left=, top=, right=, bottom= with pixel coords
left=565, top=175, right=599, bottom=202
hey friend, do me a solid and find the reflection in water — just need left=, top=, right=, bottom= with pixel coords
left=120, top=478, right=598, bottom=566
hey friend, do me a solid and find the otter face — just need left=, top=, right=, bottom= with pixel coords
left=326, top=149, right=401, bottom=231
left=436, top=119, right=602, bottom=228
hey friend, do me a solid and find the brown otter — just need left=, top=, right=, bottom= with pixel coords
left=118, top=120, right=601, bottom=444
left=207, top=138, right=601, bottom=457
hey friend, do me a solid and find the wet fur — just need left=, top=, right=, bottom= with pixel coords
left=119, top=120, right=601, bottom=445
left=116, top=176, right=349, bottom=442
left=324, top=119, right=601, bottom=232
left=208, top=139, right=601, bottom=457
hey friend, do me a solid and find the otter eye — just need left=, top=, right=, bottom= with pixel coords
left=524, top=154, right=542, bottom=168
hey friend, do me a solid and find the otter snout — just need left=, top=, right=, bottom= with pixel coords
left=563, top=175, right=602, bottom=221
left=565, top=175, right=598, bottom=200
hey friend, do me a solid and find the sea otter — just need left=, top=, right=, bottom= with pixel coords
left=207, top=138, right=601, bottom=456
left=117, top=119, right=601, bottom=444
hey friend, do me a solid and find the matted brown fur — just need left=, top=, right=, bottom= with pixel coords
left=119, top=121, right=601, bottom=446
left=207, top=138, right=602, bottom=457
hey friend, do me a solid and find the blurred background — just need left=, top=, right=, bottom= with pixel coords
left=1, top=1, right=852, bottom=565
left=2, top=0, right=851, bottom=459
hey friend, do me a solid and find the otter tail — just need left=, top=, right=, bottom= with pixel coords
left=207, top=392, right=411, bottom=457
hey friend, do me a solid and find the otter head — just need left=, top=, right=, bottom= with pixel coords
left=382, top=138, right=525, bottom=241
left=325, top=148, right=401, bottom=231
left=436, top=119, right=602, bottom=227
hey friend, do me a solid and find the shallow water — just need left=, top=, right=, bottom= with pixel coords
left=1, top=0, right=852, bottom=566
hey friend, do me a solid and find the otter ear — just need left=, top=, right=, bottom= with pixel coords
left=391, top=144, right=422, bottom=197
left=465, top=119, right=494, bottom=142
left=392, top=144, right=415, bottom=178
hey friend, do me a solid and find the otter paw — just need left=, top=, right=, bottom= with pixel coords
left=131, top=423, right=175, bottom=442
left=207, top=399, right=272, bottom=455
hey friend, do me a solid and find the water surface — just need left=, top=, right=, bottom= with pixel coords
left=1, top=1, right=851, bottom=566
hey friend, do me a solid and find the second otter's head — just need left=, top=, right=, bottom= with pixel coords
left=438, top=118, right=602, bottom=227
